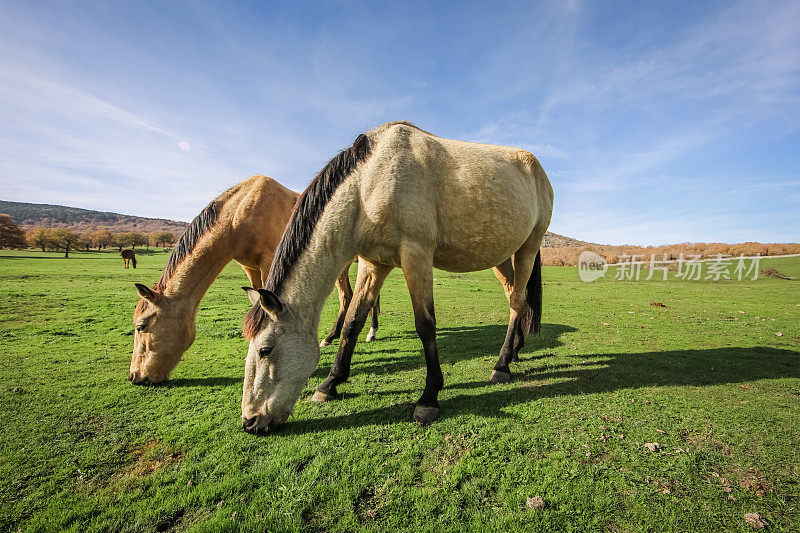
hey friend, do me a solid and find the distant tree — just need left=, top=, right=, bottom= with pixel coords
left=113, top=232, right=133, bottom=252
left=151, top=231, right=177, bottom=248
left=27, top=227, right=54, bottom=252
left=88, top=228, right=114, bottom=250
left=80, top=232, right=94, bottom=251
left=0, top=214, right=27, bottom=249
left=128, top=232, right=148, bottom=249
left=50, top=228, right=81, bottom=258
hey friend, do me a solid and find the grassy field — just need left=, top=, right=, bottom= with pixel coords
left=1, top=250, right=798, bottom=532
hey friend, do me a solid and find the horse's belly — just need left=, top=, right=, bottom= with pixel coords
left=432, top=225, right=531, bottom=272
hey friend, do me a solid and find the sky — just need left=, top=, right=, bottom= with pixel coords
left=1, top=0, right=798, bottom=245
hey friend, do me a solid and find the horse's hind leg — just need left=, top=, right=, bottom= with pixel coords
left=365, top=295, right=380, bottom=342
left=492, top=258, right=518, bottom=361
left=313, top=260, right=391, bottom=401
left=491, top=238, right=543, bottom=384
left=493, top=258, right=515, bottom=301
left=320, top=264, right=354, bottom=347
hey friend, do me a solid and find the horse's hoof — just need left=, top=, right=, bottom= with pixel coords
left=365, top=330, right=377, bottom=342
left=319, top=339, right=331, bottom=347
left=413, top=405, right=439, bottom=425
left=311, top=390, right=337, bottom=402
left=490, top=370, right=512, bottom=384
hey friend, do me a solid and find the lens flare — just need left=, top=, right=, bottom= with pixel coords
left=178, top=140, right=191, bottom=151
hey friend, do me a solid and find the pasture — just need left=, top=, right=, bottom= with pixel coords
left=1, top=250, right=798, bottom=532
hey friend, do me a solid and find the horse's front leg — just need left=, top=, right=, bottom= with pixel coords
left=400, top=247, right=442, bottom=424
left=313, top=260, right=392, bottom=401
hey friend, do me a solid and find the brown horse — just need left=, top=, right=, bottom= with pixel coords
left=241, top=122, right=553, bottom=433
left=121, top=249, right=137, bottom=269
left=128, top=175, right=379, bottom=385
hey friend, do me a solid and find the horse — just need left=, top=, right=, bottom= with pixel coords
left=128, top=175, right=380, bottom=385
left=121, top=249, right=137, bottom=269
left=240, top=121, right=553, bottom=433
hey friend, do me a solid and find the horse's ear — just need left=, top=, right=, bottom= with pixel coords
left=135, top=283, right=157, bottom=302
left=242, top=286, right=284, bottom=316
left=243, top=287, right=261, bottom=306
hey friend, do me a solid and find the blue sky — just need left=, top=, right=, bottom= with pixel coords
left=1, top=1, right=798, bottom=245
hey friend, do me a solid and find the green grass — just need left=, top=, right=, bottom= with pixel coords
left=1, top=250, right=798, bottom=532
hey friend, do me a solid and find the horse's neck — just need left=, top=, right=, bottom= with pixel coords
left=280, top=194, right=359, bottom=332
left=163, top=227, right=236, bottom=310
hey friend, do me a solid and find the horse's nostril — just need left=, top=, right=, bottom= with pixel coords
left=242, top=416, right=260, bottom=432
left=128, top=373, right=134, bottom=382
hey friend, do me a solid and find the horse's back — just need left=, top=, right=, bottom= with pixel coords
left=358, top=123, right=551, bottom=271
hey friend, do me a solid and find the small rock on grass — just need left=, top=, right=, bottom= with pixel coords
left=744, top=512, right=768, bottom=529
left=526, top=495, right=546, bottom=509
left=644, top=442, right=661, bottom=452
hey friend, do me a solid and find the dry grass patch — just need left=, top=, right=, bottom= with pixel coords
left=108, top=440, right=183, bottom=491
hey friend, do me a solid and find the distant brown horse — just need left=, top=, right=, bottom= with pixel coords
left=121, top=249, right=137, bottom=269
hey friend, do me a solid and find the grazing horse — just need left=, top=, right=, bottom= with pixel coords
left=241, top=121, right=553, bottom=433
left=121, top=249, right=137, bottom=269
left=128, top=175, right=379, bottom=385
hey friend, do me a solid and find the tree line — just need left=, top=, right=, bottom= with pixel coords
left=0, top=213, right=178, bottom=257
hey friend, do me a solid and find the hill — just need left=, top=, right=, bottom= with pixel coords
left=0, top=200, right=189, bottom=234
left=541, top=231, right=592, bottom=247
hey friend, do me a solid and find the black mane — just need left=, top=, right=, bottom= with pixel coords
left=243, top=133, right=372, bottom=338
left=156, top=200, right=220, bottom=290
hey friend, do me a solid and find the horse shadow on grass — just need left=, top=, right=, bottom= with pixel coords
left=282, top=330, right=800, bottom=435
left=166, top=376, right=240, bottom=387
left=311, top=322, right=576, bottom=380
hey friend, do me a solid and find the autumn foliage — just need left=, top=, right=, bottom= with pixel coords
left=541, top=242, right=800, bottom=266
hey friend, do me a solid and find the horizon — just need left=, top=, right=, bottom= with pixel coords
left=5, top=197, right=800, bottom=249
left=1, top=1, right=799, bottom=245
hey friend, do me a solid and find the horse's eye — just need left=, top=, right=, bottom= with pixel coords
left=259, top=346, right=273, bottom=358
left=135, top=323, right=147, bottom=332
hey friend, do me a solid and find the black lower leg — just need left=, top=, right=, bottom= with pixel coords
left=370, top=295, right=380, bottom=332
left=494, top=317, right=523, bottom=374
left=415, top=312, right=442, bottom=409
left=317, top=307, right=370, bottom=396
left=323, top=307, right=348, bottom=344
left=511, top=325, right=525, bottom=362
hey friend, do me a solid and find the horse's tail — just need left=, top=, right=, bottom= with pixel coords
left=131, top=256, right=137, bottom=269
left=518, top=250, right=542, bottom=335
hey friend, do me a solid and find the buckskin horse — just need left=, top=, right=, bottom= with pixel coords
left=128, top=175, right=379, bottom=385
left=241, top=122, right=553, bottom=433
